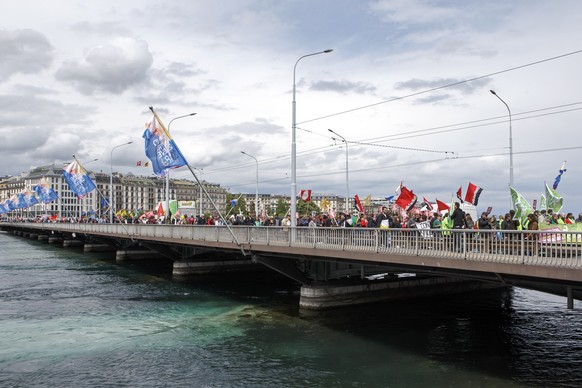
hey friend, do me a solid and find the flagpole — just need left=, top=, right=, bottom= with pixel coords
left=186, top=164, right=246, bottom=256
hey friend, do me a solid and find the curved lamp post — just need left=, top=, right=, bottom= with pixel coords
left=291, top=49, right=333, bottom=229
left=328, top=129, right=349, bottom=214
left=110, top=142, right=133, bottom=223
left=490, top=90, right=513, bottom=187
left=165, top=112, right=196, bottom=223
left=241, top=151, right=259, bottom=220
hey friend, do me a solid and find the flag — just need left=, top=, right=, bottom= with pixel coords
left=63, top=160, right=96, bottom=199
left=18, top=189, right=39, bottom=208
left=552, top=161, right=567, bottom=190
left=385, top=195, right=395, bottom=202
left=143, top=108, right=189, bottom=176
left=510, top=186, right=534, bottom=225
left=230, top=199, right=237, bottom=207
left=0, top=201, right=8, bottom=214
left=545, top=182, right=563, bottom=214
left=320, top=197, right=330, bottom=210
left=101, top=197, right=109, bottom=208
left=157, top=202, right=165, bottom=216
left=394, top=181, right=402, bottom=196
left=422, top=196, right=434, bottom=211
left=33, top=177, right=59, bottom=204
left=456, top=186, right=464, bottom=203
left=464, top=182, right=483, bottom=206
left=299, top=189, right=312, bottom=202
left=362, top=194, right=372, bottom=207
left=540, top=194, right=547, bottom=211
left=435, top=199, right=450, bottom=212
left=395, top=186, right=417, bottom=211
left=354, top=194, right=364, bottom=213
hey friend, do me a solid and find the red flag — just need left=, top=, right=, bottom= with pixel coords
left=354, top=194, right=364, bottom=213
left=422, top=196, right=434, bottom=211
left=436, top=199, right=450, bottom=212
left=464, top=182, right=483, bottom=206
left=395, top=186, right=417, bottom=211
left=298, top=189, right=312, bottom=202
left=456, top=186, right=464, bottom=203
left=157, top=202, right=165, bottom=216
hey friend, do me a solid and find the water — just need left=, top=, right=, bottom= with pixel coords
left=1, top=231, right=581, bottom=387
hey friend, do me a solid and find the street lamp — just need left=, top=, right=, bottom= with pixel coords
left=165, top=112, right=196, bottom=223
left=490, top=90, right=513, bottom=187
left=291, top=48, right=333, bottom=228
left=328, top=129, right=349, bottom=214
left=241, top=151, right=259, bottom=220
left=110, top=141, right=133, bottom=223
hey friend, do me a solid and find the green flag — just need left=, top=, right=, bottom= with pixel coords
left=539, top=193, right=547, bottom=211
left=544, top=182, right=563, bottom=213
left=510, top=187, right=534, bottom=225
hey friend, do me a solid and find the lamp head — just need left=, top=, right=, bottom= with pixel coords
left=324, top=49, right=333, bottom=53
left=490, top=90, right=497, bottom=95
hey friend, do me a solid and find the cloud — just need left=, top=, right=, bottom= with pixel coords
left=55, top=37, right=153, bottom=94
left=0, top=29, right=54, bottom=81
left=309, top=80, right=377, bottom=95
left=394, top=77, right=491, bottom=95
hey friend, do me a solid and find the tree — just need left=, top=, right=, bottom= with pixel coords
left=226, top=194, right=247, bottom=216
left=275, top=198, right=288, bottom=217
left=297, top=199, right=321, bottom=216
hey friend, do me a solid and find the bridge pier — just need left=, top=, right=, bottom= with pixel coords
left=84, top=244, right=116, bottom=253
left=567, top=286, right=574, bottom=309
left=63, top=239, right=84, bottom=248
left=116, top=250, right=160, bottom=262
left=37, top=235, right=48, bottom=242
left=173, top=258, right=257, bottom=276
left=299, top=276, right=502, bottom=310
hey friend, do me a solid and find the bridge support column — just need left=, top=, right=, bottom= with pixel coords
left=37, top=235, right=48, bottom=242
left=48, top=237, right=61, bottom=244
left=300, top=276, right=501, bottom=310
left=567, top=286, right=574, bottom=309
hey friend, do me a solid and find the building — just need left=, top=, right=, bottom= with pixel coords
left=0, top=165, right=228, bottom=221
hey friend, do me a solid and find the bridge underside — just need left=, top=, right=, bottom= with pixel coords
left=3, top=225, right=582, bottom=310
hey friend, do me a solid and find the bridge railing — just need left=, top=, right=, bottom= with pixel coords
left=7, top=223, right=582, bottom=269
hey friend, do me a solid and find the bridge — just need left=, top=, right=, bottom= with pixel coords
left=3, top=222, right=582, bottom=309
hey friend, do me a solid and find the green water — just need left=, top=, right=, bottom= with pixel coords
left=1, top=231, right=581, bottom=387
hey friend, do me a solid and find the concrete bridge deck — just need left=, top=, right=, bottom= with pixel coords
left=4, top=222, right=582, bottom=309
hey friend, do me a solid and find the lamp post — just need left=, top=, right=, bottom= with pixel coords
left=241, top=151, right=259, bottom=220
left=328, top=129, right=349, bottom=214
left=110, top=142, right=133, bottom=223
left=165, top=113, right=196, bottom=223
left=490, top=90, right=513, bottom=187
left=291, top=49, right=333, bottom=229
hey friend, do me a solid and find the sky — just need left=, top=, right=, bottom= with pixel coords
left=1, top=0, right=582, bottom=215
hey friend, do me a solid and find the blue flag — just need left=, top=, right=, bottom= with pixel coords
left=63, top=160, right=96, bottom=199
left=17, top=190, right=39, bottom=209
left=33, top=177, right=59, bottom=204
left=0, top=201, right=9, bottom=214
left=230, top=199, right=237, bottom=207
left=552, top=161, right=567, bottom=190
left=143, top=109, right=188, bottom=176
left=101, top=197, right=109, bottom=208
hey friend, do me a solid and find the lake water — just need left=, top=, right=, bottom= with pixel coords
left=1, top=230, right=581, bottom=387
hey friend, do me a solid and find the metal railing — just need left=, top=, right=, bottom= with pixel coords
left=7, top=223, right=582, bottom=269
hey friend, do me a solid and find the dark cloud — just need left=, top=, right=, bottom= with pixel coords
left=55, top=37, right=153, bottom=94
left=309, top=79, right=377, bottom=94
left=0, top=94, right=94, bottom=128
left=0, top=29, right=54, bottom=81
